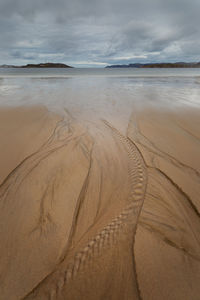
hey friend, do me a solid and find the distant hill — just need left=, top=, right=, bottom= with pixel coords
left=106, top=63, right=143, bottom=68
left=0, top=63, right=73, bottom=68
left=106, top=62, right=200, bottom=68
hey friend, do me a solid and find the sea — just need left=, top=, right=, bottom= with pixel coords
left=0, top=67, right=200, bottom=123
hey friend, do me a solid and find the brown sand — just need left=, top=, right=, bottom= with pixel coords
left=0, top=105, right=199, bottom=300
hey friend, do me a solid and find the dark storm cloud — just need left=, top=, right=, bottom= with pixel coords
left=0, top=0, right=200, bottom=66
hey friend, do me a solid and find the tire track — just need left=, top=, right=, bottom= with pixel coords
left=23, top=120, right=148, bottom=300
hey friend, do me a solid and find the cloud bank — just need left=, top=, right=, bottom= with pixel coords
left=0, top=0, right=200, bottom=66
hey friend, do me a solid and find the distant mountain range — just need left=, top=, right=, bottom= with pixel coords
left=106, top=62, right=200, bottom=68
left=1, top=62, right=200, bottom=68
left=0, top=63, right=73, bottom=68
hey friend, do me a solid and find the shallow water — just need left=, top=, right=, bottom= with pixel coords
left=0, top=68, right=200, bottom=126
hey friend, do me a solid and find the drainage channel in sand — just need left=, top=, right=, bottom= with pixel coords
left=22, top=119, right=147, bottom=300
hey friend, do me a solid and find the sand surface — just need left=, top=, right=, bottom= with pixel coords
left=0, top=105, right=199, bottom=300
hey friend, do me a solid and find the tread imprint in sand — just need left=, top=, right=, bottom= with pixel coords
left=22, top=119, right=147, bottom=300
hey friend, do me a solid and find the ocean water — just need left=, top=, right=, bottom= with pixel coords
left=0, top=68, right=200, bottom=124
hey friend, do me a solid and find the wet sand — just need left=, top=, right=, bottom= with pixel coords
left=0, top=105, right=199, bottom=300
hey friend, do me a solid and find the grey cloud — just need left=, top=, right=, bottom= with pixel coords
left=0, top=0, right=200, bottom=66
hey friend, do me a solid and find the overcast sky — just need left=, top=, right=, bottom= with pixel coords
left=0, top=0, right=200, bottom=67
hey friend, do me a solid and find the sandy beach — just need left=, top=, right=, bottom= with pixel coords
left=0, top=104, right=199, bottom=300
